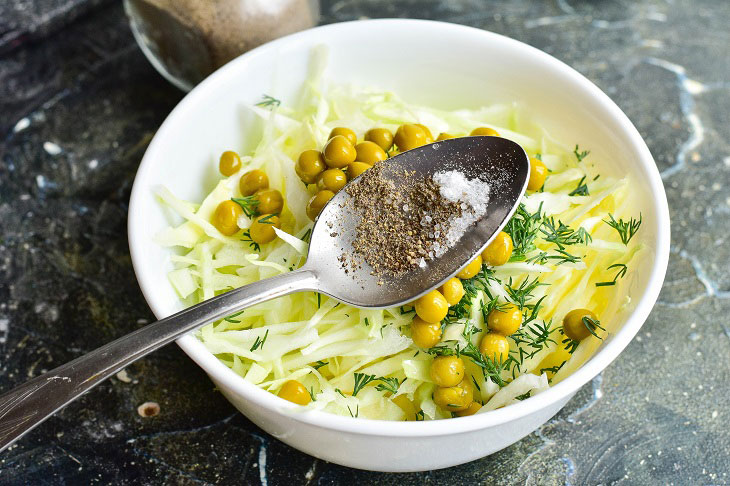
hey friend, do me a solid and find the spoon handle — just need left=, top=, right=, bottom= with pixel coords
left=0, top=267, right=319, bottom=453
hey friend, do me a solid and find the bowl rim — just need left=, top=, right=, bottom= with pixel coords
left=128, top=18, right=670, bottom=437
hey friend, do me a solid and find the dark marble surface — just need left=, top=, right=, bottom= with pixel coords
left=0, top=0, right=728, bottom=484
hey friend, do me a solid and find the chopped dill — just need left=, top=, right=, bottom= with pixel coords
left=604, top=213, right=642, bottom=245
left=312, top=360, right=329, bottom=370
left=415, top=410, right=425, bottom=421
left=241, top=230, right=261, bottom=252
left=505, top=276, right=546, bottom=310
left=257, top=213, right=278, bottom=224
left=231, top=196, right=259, bottom=218
left=505, top=203, right=544, bottom=260
left=352, top=373, right=377, bottom=396
left=573, top=144, right=590, bottom=163
left=568, top=176, right=590, bottom=196
left=255, top=94, right=281, bottom=109
left=249, top=329, right=269, bottom=352
left=301, top=228, right=312, bottom=243
left=595, top=263, right=628, bottom=287
left=444, top=265, right=498, bottom=325
left=317, top=293, right=321, bottom=308
left=374, top=376, right=404, bottom=394
left=352, top=374, right=404, bottom=396
left=429, top=341, right=509, bottom=387
left=540, top=361, right=565, bottom=376
left=399, top=305, right=416, bottom=315
left=515, top=391, right=532, bottom=401
left=563, top=336, right=579, bottom=354
left=540, top=217, right=592, bottom=250
left=308, top=387, right=317, bottom=402
left=549, top=249, right=582, bottom=264
left=508, top=319, right=556, bottom=375
left=582, top=315, right=606, bottom=339
left=527, top=248, right=582, bottom=265
left=223, top=310, right=244, bottom=323
left=347, top=405, right=359, bottom=418
left=364, top=317, right=370, bottom=327
left=480, top=296, right=511, bottom=322
left=335, top=388, right=346, bottom=398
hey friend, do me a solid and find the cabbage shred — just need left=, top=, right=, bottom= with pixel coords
left=157, top=50, right=642, bottom=420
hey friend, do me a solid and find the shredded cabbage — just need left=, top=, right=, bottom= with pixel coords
left=156, top=48, right=643, bottom=420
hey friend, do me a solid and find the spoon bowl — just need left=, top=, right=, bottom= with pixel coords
left=311, top=136, right=529, bottom=307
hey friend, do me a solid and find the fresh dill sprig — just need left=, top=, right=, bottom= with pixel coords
left=257, top=213, right=278, bottom=224
left=231, top=196, right=259, bottom=218
left=430, top=341, right=509, bottom=387
left=560, top=316, right=605, bottom=354
left=249, top=329, right=269, bottom=352
left=374, top=376, right=404, bottom=394
left=223, top=311, right=244, bottom=323
left=461, top=324, right=481, bottom=343
left=568, top=176, right=590, bottom=196
left=256, top=94, right=281, bottom=109
left=301, top=228, right=312, bottom=243
left=581, top=315, right=606, bottom=339
left=574, top=144, right=590, bottom=163
left=508, top=319, right=556, bottom=375
left=505, top=203, right=544, bottom=260
left=563, top=336, right=579, bottom=354
left=525, top=251, right=550, bottom=265
left=547, top=249, right=582, bottom=265
left=521, top=295, right=547, bottom=327
left=240, top=230, right=261, bottom=252
left=352, top=373, right=377, bottom=396
left=595, top=263, right=628, bottom=287
left=479, top=296, right=511, bottom=323
left=527, top=249, right=582, bottom=265
left=540, top=217, right=592, bottom=250
left=444, top=265, right=499, bottom=325
left=505, top=276, right=545, bottom=310
left=540, top=361, right=565, bottom=376
left=466, top=346, right=509, bottom=387
left=604, top=213, right=642, bottom=245
left=335, top=388, right=346, bottom=398
left=347, top=405, right=359, bottom=418
left=312, top=360, right=328, bottom=370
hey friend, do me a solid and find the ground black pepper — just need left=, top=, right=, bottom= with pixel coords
left=342, top=164, right=464, bottom=279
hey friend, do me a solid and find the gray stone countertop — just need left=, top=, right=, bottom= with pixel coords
left=0, top=0, right=728, bottom=484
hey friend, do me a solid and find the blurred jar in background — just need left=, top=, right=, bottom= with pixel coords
left=124, top=0, right=320, bottom=91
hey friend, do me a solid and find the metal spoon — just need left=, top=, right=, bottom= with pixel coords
left=0, top=136, right=529, bottom=452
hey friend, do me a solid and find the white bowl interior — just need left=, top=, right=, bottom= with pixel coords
left=128, top=19, right=669, bottom=471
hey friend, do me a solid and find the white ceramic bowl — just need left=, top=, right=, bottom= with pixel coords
left=128, top=19, right=670, bottom=472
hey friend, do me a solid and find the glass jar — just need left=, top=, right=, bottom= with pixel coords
left=124, top=0, right=320, bottom=91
